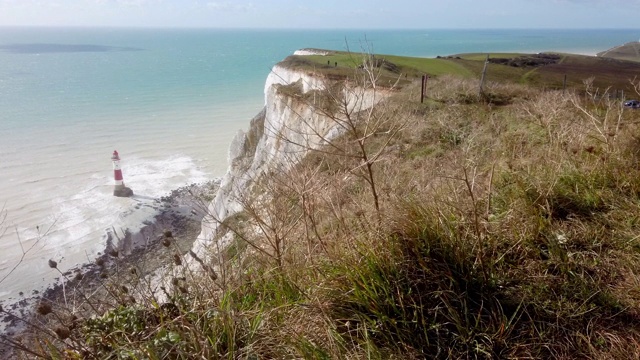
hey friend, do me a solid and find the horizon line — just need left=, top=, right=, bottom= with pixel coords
left=0, top=25, right=638, bottom=31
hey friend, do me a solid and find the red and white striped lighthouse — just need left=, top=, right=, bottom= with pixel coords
left=111, top=150, right=133, bottom=197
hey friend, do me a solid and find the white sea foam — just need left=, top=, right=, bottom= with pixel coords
left=0, top=153, right=211, bottom=304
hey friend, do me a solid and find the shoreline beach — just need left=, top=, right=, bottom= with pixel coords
left=0, top=180, right=218, bottom=348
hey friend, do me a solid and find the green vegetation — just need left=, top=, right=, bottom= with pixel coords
left=455, top=52, right=525, bottom=61
left=279, top=51, right=473, bottom=87
left=304, top=52, right=473, bottom=77
left=453, top=51, right=640, bottom=93
left=4, top=50, right=640, bottom=359
left=283, top=49, right=640, bottom=95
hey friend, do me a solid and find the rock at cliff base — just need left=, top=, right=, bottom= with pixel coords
left=114, top=186, right=134, bottom=198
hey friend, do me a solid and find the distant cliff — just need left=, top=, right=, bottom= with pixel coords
left=597, top=41, right=640, bottom=62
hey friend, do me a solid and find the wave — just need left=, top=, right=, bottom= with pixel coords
left=0, top=153, right=210, bottom=303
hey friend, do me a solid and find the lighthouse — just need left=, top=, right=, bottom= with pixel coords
left=111, top=150, right=133, bottom=197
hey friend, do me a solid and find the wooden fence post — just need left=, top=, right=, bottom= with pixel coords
left=424, top=75, right=428, bottom=99
left=479, top=54, right=489, bottom=97
left=421, top=75, right=425, bottom=103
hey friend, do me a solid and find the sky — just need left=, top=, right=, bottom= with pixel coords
left=0, top=0, right=637, bottom=29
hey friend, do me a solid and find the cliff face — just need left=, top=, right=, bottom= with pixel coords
left=190, top=60, right=385, bottom=262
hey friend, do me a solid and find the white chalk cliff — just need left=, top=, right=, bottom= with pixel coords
left=189, top=55, right=386, bottom=264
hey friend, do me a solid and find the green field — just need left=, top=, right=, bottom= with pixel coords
left=279, top=50, right=474, bottom=88
left=284, top=49, right=640, bottom=95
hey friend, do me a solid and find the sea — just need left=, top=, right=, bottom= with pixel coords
left=0, top=28, right=639, bottom=307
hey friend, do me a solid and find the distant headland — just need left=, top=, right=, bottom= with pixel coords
left=597, top=41, right=640, bottom=62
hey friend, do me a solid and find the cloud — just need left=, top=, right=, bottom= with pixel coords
left=117, top=0, right=156, bottom=5
left=555, top=0, right=639, bottom=3
left=89, top=0, right=163, bottom=6
left=289, top=5, right=328, bottom=16
left=206, top=1, right=256, bottom=12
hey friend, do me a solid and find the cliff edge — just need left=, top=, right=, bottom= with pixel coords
left=189, top=56, right=386, bottom=264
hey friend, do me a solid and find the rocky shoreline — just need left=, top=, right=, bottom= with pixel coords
left=0, top=180, right=218, bottom=358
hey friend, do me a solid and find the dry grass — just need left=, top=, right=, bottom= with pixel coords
left=5, top=68, right=640, bottom=359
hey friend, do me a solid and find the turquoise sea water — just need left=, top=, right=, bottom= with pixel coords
left=0, top=28, right=639, bottom=305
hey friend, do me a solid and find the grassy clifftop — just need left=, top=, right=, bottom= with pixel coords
left=5, top=51, right=640, bottom=359
left=283, top=48, right=640, bottom=95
